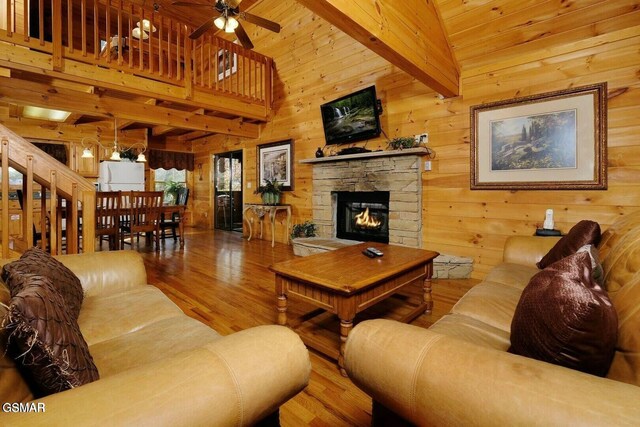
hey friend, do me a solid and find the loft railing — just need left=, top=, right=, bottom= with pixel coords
left=0, top=125, right=96, bottom=258
left=0, top=0, right=272, bottom=106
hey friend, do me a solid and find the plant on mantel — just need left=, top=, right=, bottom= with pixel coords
left=388, top=137, right=419, bottom=150
left=255, top=178, right=283, bottom=205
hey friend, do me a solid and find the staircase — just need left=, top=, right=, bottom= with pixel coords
left=0, top=124, right=95, bottom=258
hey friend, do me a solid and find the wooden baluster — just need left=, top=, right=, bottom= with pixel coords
left=249, top=50, right=253, bottom=100
left=199, top=38, right=204, bottom=87
left=49, top=173, right=57, bottom=255
left=22, top=0, right=27, bottom=41
left=38, top=0, right=44, bottom=45
left=158, top=15, right=163, bottom=76
left=214, top=36, right=219, bottom=92
left=39, top=187, right=47, bottom=251
left=1, top=139, right=9, bottom=258
left=81, top=0, right=86, bottom=56
left=265, top=57, right=272, bottom=109
left=52, top=0, right=62, bottom=69
left=167, top=19, right=172, bottom=79
left=207, top=34, right=211, bottom=88
left=93, top=0, right=99, bottom=60
left=175, top=23, right=181, bottom=81
left=6, top=0, right=12, bottom=37
left=67, top=0, right=73, bottom=53
left=184, top=32, right=192, bottom=98
left=117, top=0, right=122, bottom=65
left=128, top=4, right=133, bottom=68
left=148, top=13, right=154, bottom=74
left=23, top=156, right=34, bottom=252
left=105, top=0, right=111, bottom=63
left=67, top=184, right=78, bottom=254
left=81, top=191, right=95, bottom=253
left=138, top=8, right=144, bottom=71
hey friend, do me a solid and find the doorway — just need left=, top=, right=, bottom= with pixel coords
left=214, top=150, right=243, bottom=232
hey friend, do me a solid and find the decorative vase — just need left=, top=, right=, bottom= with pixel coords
left=262, top=192, right=280, bottom=205
left=315, top=147, right=324, bottom=158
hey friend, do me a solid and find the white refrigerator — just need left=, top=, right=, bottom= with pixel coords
left=98, top=161, right=145, bottom=191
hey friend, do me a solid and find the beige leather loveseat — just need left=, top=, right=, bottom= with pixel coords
left=0, top=251, right=311, bottom=425
left=345, top=211, right=640, bottom=425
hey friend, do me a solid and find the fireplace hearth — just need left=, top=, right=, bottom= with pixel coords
left=334, top=191, right=390, bottom=243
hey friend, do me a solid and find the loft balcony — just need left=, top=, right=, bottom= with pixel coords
left=0, top=0, right=272, bottom=139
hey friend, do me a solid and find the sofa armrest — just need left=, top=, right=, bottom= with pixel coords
left=1, top=325, right=310, bottom=426
left=55, top=251, right=148, bottom=297
left=345, top=319, right=640, bottom=426
left=502, top=235, right=561, bottom=266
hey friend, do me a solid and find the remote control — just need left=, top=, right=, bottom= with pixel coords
left=366, top=247, right=383, bottom=257
left=362, top=249, right=376, bottom=258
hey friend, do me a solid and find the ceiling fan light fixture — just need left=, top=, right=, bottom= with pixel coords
left=132, top=27, right=149, bottom=40
left=214, top=16, right=226, bottom=30
left=224, top=17, right=239, bottom=33
left=138, top=19, right=157, bottom=33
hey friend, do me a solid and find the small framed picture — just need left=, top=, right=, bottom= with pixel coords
left=217, top=49, right=237, bottom=81
left=257, top=140, right=294, bottom=191
left=470, top=83, right=607, bottom=190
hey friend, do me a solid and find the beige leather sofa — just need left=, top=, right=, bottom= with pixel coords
left=0, top=251, right=311, bottom=426
left=345, top=211, right=640, bottom=426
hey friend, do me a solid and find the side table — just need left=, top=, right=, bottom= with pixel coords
left=243, top=204, right=292, bottom=247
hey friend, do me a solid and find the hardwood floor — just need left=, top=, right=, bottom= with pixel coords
left=131, top=228, right=478, bottom=426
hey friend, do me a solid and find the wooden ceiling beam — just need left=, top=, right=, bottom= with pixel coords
left=0, top=77, right=260, bottom=138
left=296, top=0, right=460, bottom=97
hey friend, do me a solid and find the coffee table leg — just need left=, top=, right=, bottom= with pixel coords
left=338, top=318, right=354, bottom=377
left=423, top=276, right=433, bottom=314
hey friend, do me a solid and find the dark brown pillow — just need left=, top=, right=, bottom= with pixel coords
left=2, top=274, right=99, bottom=397
left=2, top=247, right=83, bottom=319
left=509, top=252, right=617, bottom=376
left=537, top=220, right=601, bottom=269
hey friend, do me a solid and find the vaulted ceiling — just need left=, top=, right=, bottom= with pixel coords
left=1, top=0, right=635, bottom=148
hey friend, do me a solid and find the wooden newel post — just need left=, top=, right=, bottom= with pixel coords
left=52, top=0, right=63, bottom=71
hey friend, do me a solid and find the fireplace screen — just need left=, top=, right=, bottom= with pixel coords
left=335, top=191, right=390, bottom=243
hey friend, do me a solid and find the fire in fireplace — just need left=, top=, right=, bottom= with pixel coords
left=334, top=191, right=390, bottom=243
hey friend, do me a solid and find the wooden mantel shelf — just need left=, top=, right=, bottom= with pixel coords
left=299, top=147, right=430, bottom=164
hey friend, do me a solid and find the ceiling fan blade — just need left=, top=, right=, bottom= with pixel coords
left=227, top=0, right=241, bottom=8
left=234, top=22, right=254, bottom=50
left=171, top=1, right=211, bottom=6
left=242, top=12, right=281, bottom=33
left=190, top=18, right=216, bottom=39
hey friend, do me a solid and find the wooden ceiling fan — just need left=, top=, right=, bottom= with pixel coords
left=172, top=0, right=281, bottom=49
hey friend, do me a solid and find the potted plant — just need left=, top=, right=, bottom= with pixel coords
left=164, top=180, right=185, bottom=205
left=388, top=137, right=418, bottom=150
left=290, top=220, right=317, bottom=240
left=255, top=178, right=282, bottom=205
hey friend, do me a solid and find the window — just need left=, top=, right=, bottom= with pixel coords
left=154, top=168, right=186, bottom=204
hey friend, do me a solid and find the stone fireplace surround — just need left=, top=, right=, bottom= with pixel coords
left=303, top=149, right=425, bottom=248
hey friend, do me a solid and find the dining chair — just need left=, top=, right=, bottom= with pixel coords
left=120, top=191, right=163, bottom=251
left=160, top=187, right=189, bottom=241
left=95, top=191, right=121, bottom=250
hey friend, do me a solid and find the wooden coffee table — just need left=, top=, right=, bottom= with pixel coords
left=270, top=242, right=439, bottom=375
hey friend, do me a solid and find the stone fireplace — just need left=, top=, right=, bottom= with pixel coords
left=303, top=149, right=424, bottom=248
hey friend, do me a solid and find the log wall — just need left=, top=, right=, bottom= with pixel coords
left=193, top=0, right=640, bottom=279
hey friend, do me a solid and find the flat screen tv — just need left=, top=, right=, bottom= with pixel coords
left=320, top=85, right=381, bottom=145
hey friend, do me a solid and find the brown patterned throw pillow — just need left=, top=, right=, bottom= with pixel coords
left=2, top=247, right=83, bottom=319
left=3, top=274, right=99, bottom=397
left=509, top=252, right=618, bottom=377
left=537, top=220, right=601, bottom=269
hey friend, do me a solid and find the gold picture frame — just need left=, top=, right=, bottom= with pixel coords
left=470, top=83, right=607, bottom=190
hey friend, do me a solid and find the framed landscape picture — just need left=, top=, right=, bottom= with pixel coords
left=470, top=83, right=607, bottom=190
left=257, top=140, right=294, bottom=191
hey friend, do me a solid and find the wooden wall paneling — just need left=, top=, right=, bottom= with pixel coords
left=186, top=0, right=640, bottom=279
